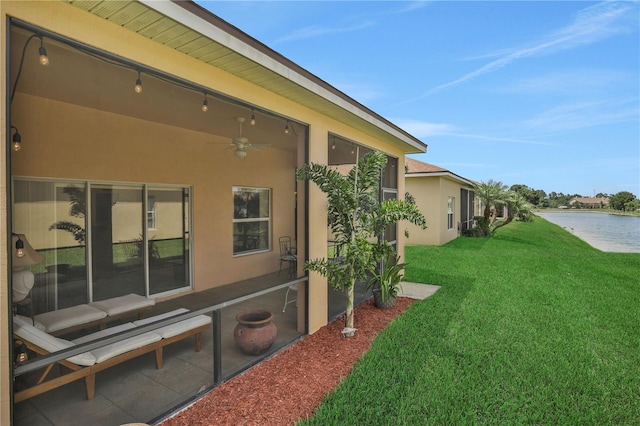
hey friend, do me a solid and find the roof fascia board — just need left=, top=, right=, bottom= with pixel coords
left=140, top=0, right=426, bottom=153
left=407, top=172, right=475, bottom=187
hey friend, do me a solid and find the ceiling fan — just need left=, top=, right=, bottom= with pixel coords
left=228, top=116, right=270, bottom=158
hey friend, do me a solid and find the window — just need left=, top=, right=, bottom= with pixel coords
left=460, top=189, right=476, bottom=232
left=147, top=196, right=156, bottom=230
left=233, top=187, right=270, bottom=255
left=447, top=197, right=455, bottom=230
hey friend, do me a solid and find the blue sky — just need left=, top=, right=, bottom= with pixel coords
left=198, top=1, right=639, bottom=197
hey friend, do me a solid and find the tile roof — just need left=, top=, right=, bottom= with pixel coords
left=405, top=157, right=448, bottom=174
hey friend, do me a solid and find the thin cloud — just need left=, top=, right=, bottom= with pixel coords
left=400, top=1, right=637, bottom=103
left=273, top=21, right=374, bottom=44
left=394, top=119, right=553, bottom=145
left=440, top=132, right=554, bottom=146
left=394, top=1, right=432, bottom=14
left=392, top=119, right=455, bottom=138
left=502, top=69, right=630, bottom=95
left=523, top=97, right=639, bottom=132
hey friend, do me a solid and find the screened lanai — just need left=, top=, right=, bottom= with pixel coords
left=9, top=19, right=308, bottom=424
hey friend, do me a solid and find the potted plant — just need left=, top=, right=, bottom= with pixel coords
left=367, top=254, right=406, bottom=308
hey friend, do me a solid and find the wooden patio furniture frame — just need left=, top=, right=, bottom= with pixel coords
left=14, top=322, right=210, bottom=403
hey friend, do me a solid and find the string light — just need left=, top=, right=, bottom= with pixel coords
left=11, top=126, right=21, bottom=152
left=201, top=93, right=208, bottom=112
left=38, top=36, right=49, bottom=66
left=134, top=70, right=143, bottom=94
left=15, top=235, right=25, bottom=258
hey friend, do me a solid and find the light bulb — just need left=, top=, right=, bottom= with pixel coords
left=16, top=351, right=28, bottom=364
left=38, top=38, right=49, bottom=66
left=250, top=112, right=256, bottom=126
left=202, top=99, right=208, bottom=112
left=134, top=72, right=143, bottom=93
left=15, top=238, right=25, bottom=258
left=11, top=128, right=21, bottom=152
left=39, top=47, right=49, bottom=66
left=284, top=123, right=289, bottom=135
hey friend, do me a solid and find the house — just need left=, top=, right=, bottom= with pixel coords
left=404, top=157, right=478, bottom=245
left=569, top=197, right=609, bottom=209
left=0, top=1, right=426, bottom=423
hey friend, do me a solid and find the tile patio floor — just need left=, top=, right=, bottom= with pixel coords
left=13, top=274, right=305, bottom=426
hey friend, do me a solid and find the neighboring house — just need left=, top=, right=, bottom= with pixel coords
left=0, top=1, right=426, bottom=423
left=569, top=197, right=609, bottom=209
left=405, top=157, right=478, bottom=246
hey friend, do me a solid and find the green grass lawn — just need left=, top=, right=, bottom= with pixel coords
left=301, top=217, right=640, bottom=425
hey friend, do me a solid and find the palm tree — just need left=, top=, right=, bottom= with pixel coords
left=296, top=151, right=426, bottom=337
left=491, top=192, right=534, bottom=233
left=473, top=179, right=509, bottom=224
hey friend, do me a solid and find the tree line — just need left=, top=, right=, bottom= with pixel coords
left=508, top=184, right=639, bottom=212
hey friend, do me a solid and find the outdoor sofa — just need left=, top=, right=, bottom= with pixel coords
left=13, top=308, right=211, bottom=402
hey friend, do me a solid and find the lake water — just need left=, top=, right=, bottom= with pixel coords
left=537, top=212, right=640, bottom=253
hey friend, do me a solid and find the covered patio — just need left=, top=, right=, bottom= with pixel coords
left=2, top=2, right=426, bottom=424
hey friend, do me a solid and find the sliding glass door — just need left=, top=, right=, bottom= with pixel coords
left=147, top=187, right=190, bottom=296
left=13, top=178, right=192, bottom=313
left=90, top=184, right=145, bottom=301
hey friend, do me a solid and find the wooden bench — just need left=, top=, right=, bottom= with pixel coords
left=13, top=309, right=211, bottom=402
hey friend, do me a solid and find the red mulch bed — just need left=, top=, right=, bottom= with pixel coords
left=161, top=297, right=414, bottom=426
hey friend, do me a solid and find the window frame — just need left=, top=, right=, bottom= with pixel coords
left=232, top=186, right=271, bottom=256
left=447, top=196, right=455, bottom=230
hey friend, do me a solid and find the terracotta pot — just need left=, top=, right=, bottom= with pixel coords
left=233, top=309, right=278, bottom=355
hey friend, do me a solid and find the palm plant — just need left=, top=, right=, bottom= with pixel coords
left=471, top=180, right=535, bottom=235
left=296, top=151, right=426, bottom=337
left=366, top=254, right=406, bottom=308
left=491, top=192, right=535, bottom=233
left=473, top=179, right=509, bottom=224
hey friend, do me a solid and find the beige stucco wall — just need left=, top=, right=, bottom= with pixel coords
left=406, top=176, right=464, bottom=246
left=1, top=1, right=413, bottom=419
left=11, top=93, right=299, bottom=285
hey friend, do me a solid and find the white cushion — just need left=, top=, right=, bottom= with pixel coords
left=89, top=293, right=155, bottom=316
left=13, top=320, right=96, bottom=366
left=13, top=314, right=45, bottom=331
left=150, top=315, right=212, bottom=339
left=132, top=308, right=190, bottom=326
left=72, top=322, right=138, bottom=345
left=90, top=331, right=162, bottom=363
left=35, top=305, right=107, bottom=333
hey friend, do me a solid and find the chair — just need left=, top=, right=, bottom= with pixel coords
left=278, top=236, right=297, bottom=278
left=12, top=310, right=211, bottom=402
left=282, top=284, right=297, bottom=313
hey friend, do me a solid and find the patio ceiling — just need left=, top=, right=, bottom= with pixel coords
left=10, top=26, right=297, bottom=153
left=62, top=0, right=427, bottom=154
